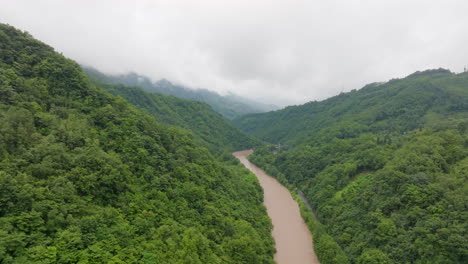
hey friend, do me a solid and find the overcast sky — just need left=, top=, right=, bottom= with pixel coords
left=1, top=0, right=468, bottom=106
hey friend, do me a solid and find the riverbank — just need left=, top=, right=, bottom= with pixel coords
left=233, top=150, right=320, bottom=264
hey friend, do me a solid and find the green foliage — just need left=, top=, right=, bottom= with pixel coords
left=234, top=69, right=468, bottom=145
left=248, top=155, right=349, bottom=264
left=83, top=67, right=279, bottom=119
left=0, top=23, right=274, bottom=263
left=241, top=70, right=468, bottom=263
left=357, top=249, right=390, bottom=264
left=295, top=193, right=349, bottom=264
left=92, top=81, right=261, bottom=153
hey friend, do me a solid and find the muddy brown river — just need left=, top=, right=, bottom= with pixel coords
left=233, top=150, right=320, bottom=264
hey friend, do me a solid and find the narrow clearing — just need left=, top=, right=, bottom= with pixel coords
left=233, top=150, right=320, bottom=264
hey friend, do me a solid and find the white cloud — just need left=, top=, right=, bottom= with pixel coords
left=1, top=0, right=467, bottom=106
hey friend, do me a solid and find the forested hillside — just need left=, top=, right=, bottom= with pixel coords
left=90, top=81, right=261, bottom=153
left=234, top=69, right=468, bottom=145
left=0, top=24, right=274, bottom=263
left=237, top=70, right=468, bottom=263
left=84, top=67, right=279, bottom=119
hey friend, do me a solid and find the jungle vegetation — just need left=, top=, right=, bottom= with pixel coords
left=84, top=67, right=278, bottom=119
left=0, top=23, right=274, bottom=264
left=91, top=80, right=261, bottom=154
left=236, top=69, right=468, bottom=263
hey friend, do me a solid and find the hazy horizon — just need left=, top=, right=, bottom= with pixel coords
left=81, top=64, right=459, bottom=109
left=2, top=0, right=467, bottom=106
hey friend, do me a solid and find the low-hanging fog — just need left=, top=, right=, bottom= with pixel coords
left=1, top=0, right=467, bottom=106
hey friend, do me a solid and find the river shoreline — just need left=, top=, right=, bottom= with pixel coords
left=233, top=150, right=320, bottom=264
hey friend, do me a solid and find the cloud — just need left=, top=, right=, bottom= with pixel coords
left=1, top=0, right=468, bottom=106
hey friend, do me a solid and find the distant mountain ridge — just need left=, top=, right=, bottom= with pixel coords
left=234, top=68, right=468, bottom=145
left=92, top=80, right=262, bottom=153
left=83, top=66, right=279, bottom=119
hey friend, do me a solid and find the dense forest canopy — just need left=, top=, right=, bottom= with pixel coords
left=84, top=67, right=279, bottom=119
left=0, top=24, right=275, bottom=263
left=237, top=70, right=468, bottom=263
left=89, top=80, right=261, bottom=154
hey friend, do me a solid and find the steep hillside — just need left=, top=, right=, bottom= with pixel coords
left=0, top=24, right=274, bottom=263
left=238, top=70, right=468, bottom=263
left=91, top=81, right=261, bottom=153
left=84, top=67, right=279, bottom=119
left=234, top=69, right=468, bottom=145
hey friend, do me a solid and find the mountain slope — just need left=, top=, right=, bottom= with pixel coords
left=92, top=81, right=261, bottom=153
left=234, top=69, right=468, bottom=145
left=237, top=70, right=468, bottom=263
left=0, top=24, right=274, bottom=263
left=84, top=67, right=279, bottom=119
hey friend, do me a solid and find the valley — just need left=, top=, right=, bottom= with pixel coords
left=238, top=70, right=468, bottom=263
left=0, top=20, right=467, bottom=264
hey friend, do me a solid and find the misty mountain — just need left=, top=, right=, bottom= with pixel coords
left=83, top=66, right=279, bottom=119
